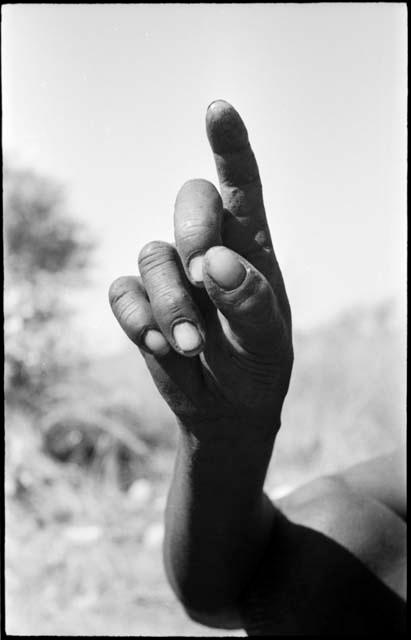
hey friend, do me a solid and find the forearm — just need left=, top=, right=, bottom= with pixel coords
left=163, top=418, right=278, bottom=624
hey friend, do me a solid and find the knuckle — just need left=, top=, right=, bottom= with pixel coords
left=108, top=277, right=147, bottom=337
left=153, top=285, right=190, bottom=316
left=108, top=276, right=135, bottom=307
left=138, top=241, right=174, bottom=273
left=110, top=287, right=137, bottom=319
left=119, top=300, right=144, bottom=329
left=177, top=218, right=215, bottom=240
left=113, top=294, right=148, bottom=344
left=117, top=293, right=138, bottom=323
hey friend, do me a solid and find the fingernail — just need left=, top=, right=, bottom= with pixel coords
left=205, top=247, right=246, bottom=291
left=188, top=255, right=204, bottom=284
left=173, top=321, right=203, bottom=353
left=144, top=329, right=170, bottom=356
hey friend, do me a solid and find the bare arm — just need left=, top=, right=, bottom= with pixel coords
left=109, top=100, right=406, bottom=633
left=163, top=424, right=278, bottom=629
left=110, top=100, right=293, bottom=626
left=240, top=469, right=406, bottom=634
left=165, top=442, right=406, bottom=631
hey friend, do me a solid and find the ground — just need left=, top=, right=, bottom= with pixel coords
left=5, top=459, right=245, bottom=637
left=6, top=302, right=404, bottom=636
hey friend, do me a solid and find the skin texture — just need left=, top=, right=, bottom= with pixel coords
left=109, top=100, right=406, bottom=633
left=109, top=100, right=293, bottom=622
left=109, top=101, right=293, bottom=433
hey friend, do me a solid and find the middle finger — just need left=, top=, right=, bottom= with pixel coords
left=174, top=178, right=223, bottom=287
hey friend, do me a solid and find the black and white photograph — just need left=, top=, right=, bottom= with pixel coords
left=3, top=3, right=407, bottom=636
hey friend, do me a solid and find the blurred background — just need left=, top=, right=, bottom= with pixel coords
left=3, top=4, right=407, bottom=636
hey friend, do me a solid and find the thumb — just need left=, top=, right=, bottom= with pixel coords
left=203, top=246, right=285, bottom=353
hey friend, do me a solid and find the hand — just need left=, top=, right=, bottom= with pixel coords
left=109, top=100, right=293, bottom=437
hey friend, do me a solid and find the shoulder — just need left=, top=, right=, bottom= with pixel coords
left=239, top=472, right=406, bottom=634
left=278, top=472, right=406, bottom=598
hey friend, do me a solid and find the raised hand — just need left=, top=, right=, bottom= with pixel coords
left=109, top=103, right=405, bottom=631
left=109, top=100, right=293, bottom=437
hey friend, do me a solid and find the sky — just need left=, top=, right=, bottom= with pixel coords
left=2, top=3, right=407, bottom=355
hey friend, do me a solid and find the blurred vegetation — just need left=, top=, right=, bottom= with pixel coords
left=4, top=165, right=93, bottom=414
left=269, top=299, right=406, bottom=493
left=4, top=165, right=176, bottom=497
left=4, top=164, right=406, bottom=635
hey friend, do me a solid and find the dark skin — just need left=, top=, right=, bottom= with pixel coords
left=109, top=100, right=406, bottom=632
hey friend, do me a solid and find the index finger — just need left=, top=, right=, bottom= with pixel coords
left=206, top=100, right=271, bottom=253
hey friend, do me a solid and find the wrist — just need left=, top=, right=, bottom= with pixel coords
left=176, top=412, right=281, bottom=448
left=172, top=417, right=278, bottom=513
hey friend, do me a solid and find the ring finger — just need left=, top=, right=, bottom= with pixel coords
left=138, top=240, right=206, bottom=357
